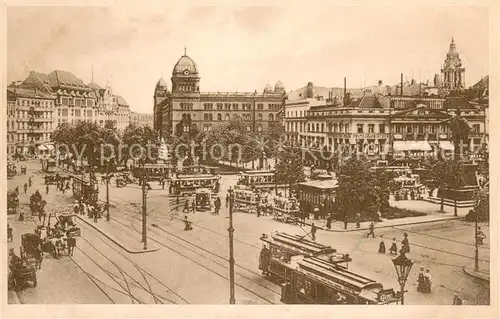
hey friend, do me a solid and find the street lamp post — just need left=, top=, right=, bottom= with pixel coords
left=106, top=159, right=110, bottom=222
left=392, top=250, right=413, bottom=305
left=228, top=186, right=235, bottom=304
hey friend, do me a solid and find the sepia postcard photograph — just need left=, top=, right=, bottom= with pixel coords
left=1, top=1, right=498, bottom=318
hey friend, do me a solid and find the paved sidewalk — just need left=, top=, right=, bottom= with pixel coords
left=75, top=214, right=159, bottom=254
left=463, top=263, right=490, bottom=283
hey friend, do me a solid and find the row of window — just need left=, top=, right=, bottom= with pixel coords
left=16, top=99, right=54, bottom=108
left=15, top=110, right=53, bottom=119
left=199, top=102, right=281, bottom=111
left=61, top=97, right=95, bottom=107
left=201, top=124, right=263, bottom=132
left=9, top=133, right=51, bottom=142
left=203, top=113, right=275, bottom=122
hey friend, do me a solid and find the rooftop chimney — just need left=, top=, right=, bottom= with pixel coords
left=378, top=80, right=383, bottom=86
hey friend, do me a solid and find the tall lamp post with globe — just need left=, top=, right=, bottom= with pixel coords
left=392, top=250, right=413, bottom=305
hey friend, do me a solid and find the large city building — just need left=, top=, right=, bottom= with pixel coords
left=6, top=86, right=56, bottom=157
left=130, top=111, right=154, bottom=128
left=6, top=70, right=132, bottom=157
left=284, top=39, right=488, bottom=168
left=153, top=49, right=286, bottom=137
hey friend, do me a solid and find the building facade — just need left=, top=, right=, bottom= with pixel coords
left=153, top=50, right=285, bottom=137
left=130, top=111, right=154, bottom=128
left=6, top=86, right=56, bottom=156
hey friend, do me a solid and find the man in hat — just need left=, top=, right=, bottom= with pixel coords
left=310, top=223, right=318, bottom=241
left=367, top=222, right=375, bottom=238
left=378, top=235, right=386, bottom=253
left=183, top=216, right=193, bottom=231
left=7, top=224, right=13, bottom=242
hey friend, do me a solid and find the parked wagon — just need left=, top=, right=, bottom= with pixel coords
left=20, top=233, right=43, bottom=269
left=273, top=196, right=300, bottom=224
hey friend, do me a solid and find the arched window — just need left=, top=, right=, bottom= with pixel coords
left=257, top=113, right=263, bottom=121
left=225, top=113, right=230, bottom=121
left=257, top=124, right=263, bottom=132
left=204, top=113, right=209, bottom=121
left=269, top=114, right=274, bottom=121
left=217, top=113, right=222, bottom=121
left=209, top=114, right=213, bottom=121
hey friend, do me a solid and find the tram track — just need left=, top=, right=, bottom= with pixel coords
left=120, top=216, right=281, bottom=304
left=28, top=214, right=187, bottom=304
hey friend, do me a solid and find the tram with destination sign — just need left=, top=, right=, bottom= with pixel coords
left=237, top=170, right=287, bottom=193
left=170, top=174, right=221, bottom=196
left=259, top=232, right=400, bottom=305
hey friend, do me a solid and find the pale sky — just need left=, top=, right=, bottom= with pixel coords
left=7, top=4, right=490, bottom=113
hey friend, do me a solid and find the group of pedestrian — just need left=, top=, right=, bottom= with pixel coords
left=377, top=232, right=410, bottom=255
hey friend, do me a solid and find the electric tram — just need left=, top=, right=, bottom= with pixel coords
left=195, top=188, right=214, bottom=211
left=170, top=174, right=221, bottom=196
left=233, top=185, right=258, bottom=213
left=72, top=175, right=98, bottom=204
left=237, top=170, right=287, bottom=192
left=259, top=232, right=400, bottom=305
left=132, top=163, right=171, bottom=182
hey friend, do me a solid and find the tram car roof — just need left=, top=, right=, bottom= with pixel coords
left=296, top=256, right=383, bottom=294
left=262, top=232, right=336, bottom=257
left=241, top=170, right=275, bottom=176
left=173, top=174, right=218, bottom=179
left=71, top=174, right=90, bottom=183
left=295, top=256, right=400, bottom=304
left=298, top=179, right=338, bottom=190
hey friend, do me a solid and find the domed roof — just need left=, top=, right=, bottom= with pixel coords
left=172, top=50, right=198, bottom=76
left=156, top=77, right=168, bottom=88
left=274, top=81, right=284, bottom=91
left=264, top=83, right=272, bottom=93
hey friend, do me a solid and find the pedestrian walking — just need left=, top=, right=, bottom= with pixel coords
left=191, top=200, right=196, bottom=213
left=183, top=216, right=193, bottom=231
left=175, top=196, right=180, bottom=211
left=62, top=185, right=65, bottom=194
left=7, top=224, right=13, bottom=242
left=46, top=184, right=49, bottom=194
left=226, top=193, right=230, bottom=208
left=402, top=232, right=410, bottom=253
left=183, top=200, right=189, bottom=213
left=367, top=222, right=375, bottom=238
left=28, top=176, right=32, bottom=187
left=24, top=183, right=28, bottom=194
left=378, top=236, right=386, bottom=253
left=389, top=238, right=398, bottom=255
left=313, top=206, right=319, bottom=220
left=93, top=207, right=98, bottom=223
left=19, top=208, right=25, bottom=221
left=67, top=237, right=76, bottom=256
left=326, top=213, right=333, bottom=230
left=355, top=214, right=361, bottom=229
left=311, top=223, right=317, bottom=241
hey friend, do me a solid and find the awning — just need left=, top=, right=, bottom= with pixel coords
left=438, top=141, right=454, bottom=151
left=393, top=141, right=432, bottom=152
left=37, top=145, right=47, bottom=151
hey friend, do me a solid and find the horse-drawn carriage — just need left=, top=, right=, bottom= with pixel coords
left=115, top=173, right=135, bottom=188
left=8, top=190, right=19, bottom=215
left=8, top=236, right=40, bottom=291
left=7, top=163, right=17, bottom=179
left=195, top=188, right=213, bottom=211
left=273, top=196, right=301, bottom=224
left=55, top=214, right=81, bottom=237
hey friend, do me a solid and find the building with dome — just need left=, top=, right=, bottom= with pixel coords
left=441, top=38, right=465, bottom=91
left=153, top=49, right=286, bottom=137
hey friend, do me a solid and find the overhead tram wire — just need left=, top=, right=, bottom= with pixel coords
left=111, top=217, right=280, bottom=302
left=76, top=221, right=189, bottom=304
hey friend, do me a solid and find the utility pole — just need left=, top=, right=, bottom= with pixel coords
left=106, top=160, right=110, bottom=222
left=141, top=160, right=148, bottom=250
left=228, top=188, right=235, bottom=304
